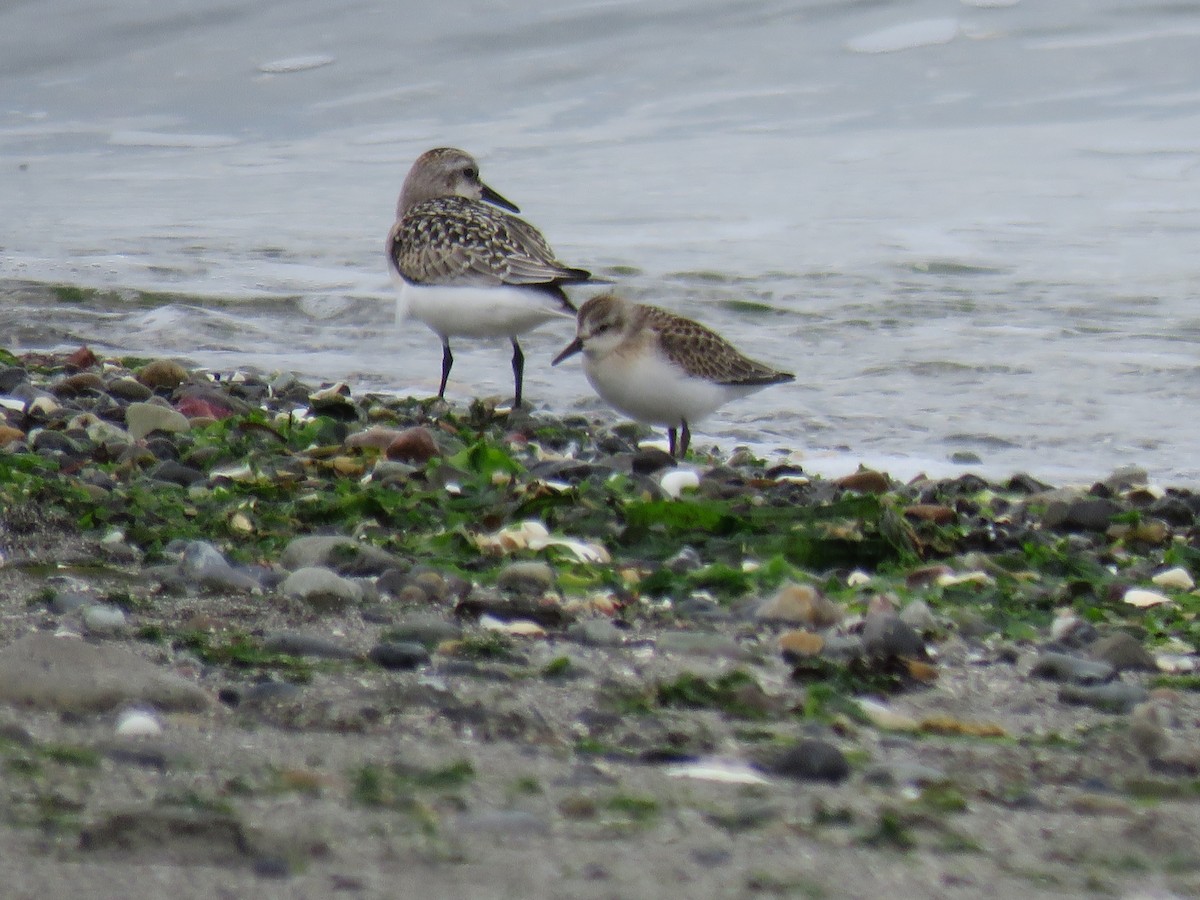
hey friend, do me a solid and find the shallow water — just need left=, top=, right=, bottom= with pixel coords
left=2, top=0, right=1200, bottom=484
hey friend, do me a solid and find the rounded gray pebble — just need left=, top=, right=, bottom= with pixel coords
left=1058, top=681, right=1149, bottom=713
left=767, top=738, right=850, bottom=783
left=1029, top=651, right=1115, bottom=685
left=262, top=632, right=356, bottom=659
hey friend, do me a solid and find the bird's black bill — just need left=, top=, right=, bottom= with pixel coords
left=552, top=338, right=583, bottom=366
left=481, top=183, right=520, bottom=214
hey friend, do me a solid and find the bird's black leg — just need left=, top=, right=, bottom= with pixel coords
left=668, top=427, right=678, bottom=458
left=438, top=340, right=453, bottom=399
left=680, top=420, right=691, bottom=457
left=511, top=338, right=525, bottom=408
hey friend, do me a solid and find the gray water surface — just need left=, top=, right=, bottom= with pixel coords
left=2, top=0, right=1200, bottom=484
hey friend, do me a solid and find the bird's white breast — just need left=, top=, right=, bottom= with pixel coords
left=583, top=344, right=756, bottom=427
left=398, top=282, right=573, bottom=339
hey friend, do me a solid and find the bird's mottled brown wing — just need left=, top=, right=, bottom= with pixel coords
left=644, top=305, right=794, bottom=385
left=391, top=197, right=592, bottom=289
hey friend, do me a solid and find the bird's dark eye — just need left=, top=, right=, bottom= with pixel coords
left=464, top=167, right=478, bottom=180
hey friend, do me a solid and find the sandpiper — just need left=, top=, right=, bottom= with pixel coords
left=552, top=292, right=794, bottom=457
left=387, top=147, right=602, bottom=407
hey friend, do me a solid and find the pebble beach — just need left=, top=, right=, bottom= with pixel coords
left=2, top=337, right=1200, bottom=898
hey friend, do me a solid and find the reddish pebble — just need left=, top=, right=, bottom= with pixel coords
left=65, top=345, right=98, bottom=371
left=387, top=426, right=439, bottom=463
left=175, top=396, right=234, bottom=420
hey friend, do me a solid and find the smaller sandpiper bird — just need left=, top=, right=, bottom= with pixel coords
left=552, top=292, right=794, bottom=457
left=387, top=147, right=603, bottom=408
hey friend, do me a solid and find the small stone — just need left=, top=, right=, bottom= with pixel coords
left=0, top=424, right=24, bottom=448
left=1151, top=567, right=1195, bottom=591
left=567, top=618, right=623, bottom=647
left=179, top=540, right=261, bottom=593
left=345, top=426, right=404, bottom=451
left=1088, top=632, right=1157, bottom=672
left=280, top=567, right=363, bottom=611
left=631, top=448, right=676, bottom=475
left=82, top=604, right=127, bottom=637
left=898, top=599, right=937, bottom=633
left=778, top=629, right=824, bottom=659
left=1057, top=681, right=1148, bottom=713
left=125, top=401, right=190, bottom=441
left=496, top=561, right=555, bottom=595
left=148, top=460, right=205, bottom=487
left=862, top=611, right=925, bottom=660
left=136, top=359, right=190, bottom=390
left=1041, top=497, right=1123, bottom=532
left=904, top=504, right=956, bottom=524
left=65, top=345, right=99, bottom=370
left=835, top=469, right=890, bottom=494
left=368, top=641, right=431, bottom=670
left=115, top=707, right=164, bottom=737
left=386, top=426, right=439, bottom=463
left=1029, top=651, right=1115, bottom=685
left=280, top=535, right=400, bottom=576
left=764, top=738, right=850, bottom=783
left=262, top=632, right=356, bottom=660
left=754, top=582, right=843, bottom=628
left=664, top=546, right=704, bottom=574
left=106, top=376, right=154, bottom=401
left=49, top=588, right=94, bottom=614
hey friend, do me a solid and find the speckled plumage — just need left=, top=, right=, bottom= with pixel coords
left=389, top=196, right=591, bottom=296
left=552, top=292, right=794, bottom=457
left=385, top=148, right=601, bottom=407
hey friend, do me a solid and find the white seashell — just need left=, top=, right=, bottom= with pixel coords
left=847, top=570, right=872, bottom=587
left=479, top=614, right=545, bottom=638
left=476, top=520, right=610, bottom=563
left=1156, top=654, right=1199, bottom=674
left=935, top=571, right=993, bottom=588
left=666, top=757, right=769, bottom=785
left=1124, top=588, right=1174, bottom=608
left=1152, top=567, right=1195, bottom=591
left=855, top=697, right=919, bottom=731
left=659, top=469, right=700, bottom=499
left=116, top=708, right=164, bottom=737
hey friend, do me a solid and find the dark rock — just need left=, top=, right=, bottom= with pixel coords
left=631, top=448, right=676, bottom=475
left=1041, top=497, right=1124, bottom=532
left=149, top=460, right=205, bottom=487
left=862, top=612, right=925, bottom=660
left=1029, top=651, right=1116, bottom=685
left=456, top=590, right=573, bottom=628
left=1003, top=472, right=1051, bottom=494
left=1146, top=496, right=1195, bottom=527
left=1088, top=632, right=1157, bottom=671
left=368, top=641, right=431, bottom=670
left=764, top=738, right=850, bottom=783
